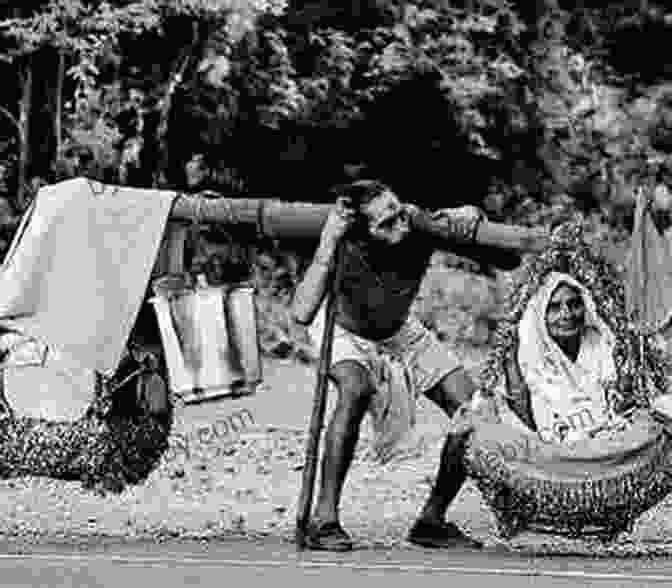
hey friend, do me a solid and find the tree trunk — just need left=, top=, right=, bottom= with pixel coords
left=0, top=107, right=20, bottom=140
left=53, top=50, right=65, bottom=167
left=152, top=58, right=188, bottom=189
left=152, top=22, right=200, bottom=189
left=16, top=60, right=33, bottom=212
left=527, top=0, right=571, bottom=195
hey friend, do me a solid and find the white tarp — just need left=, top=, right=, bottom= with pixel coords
left=0, top=177, right=175, bottom=420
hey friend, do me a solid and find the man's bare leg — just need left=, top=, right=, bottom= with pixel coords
left=408, top=367, right=482, bottom=548
left=308, top=360, right=373, bottom=551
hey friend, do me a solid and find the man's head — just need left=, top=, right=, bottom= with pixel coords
left=340, top=180, right=411, bottom=245
left=545, top=283, right=586, bottom=345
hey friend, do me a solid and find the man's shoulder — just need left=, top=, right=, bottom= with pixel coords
left=408, top=226, right=441, bottom=253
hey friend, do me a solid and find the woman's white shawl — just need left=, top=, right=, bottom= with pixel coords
left=517, top=272, right=617, bottom=443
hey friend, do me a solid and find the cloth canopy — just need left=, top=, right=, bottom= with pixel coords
left=0, top=177, right=176, bottom=376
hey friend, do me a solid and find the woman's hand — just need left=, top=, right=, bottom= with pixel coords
left=608, top=383, right=637, bottom=417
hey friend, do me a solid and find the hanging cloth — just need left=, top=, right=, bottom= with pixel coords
left=625, top=187, right=672, bottom=335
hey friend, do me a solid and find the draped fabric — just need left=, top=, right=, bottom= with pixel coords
left=309, top=307, right=458, bottom=463
left=0, top=177, right=176, bottom=376
left=625, top=188, right=672, bottom=335
left=517, top=272, right=617, bottom=443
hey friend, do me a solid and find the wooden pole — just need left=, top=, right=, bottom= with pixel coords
left=295, top=243, right=344, bottom=550
left=54, top=49, right=65, bottom=166
left=169, top=195, right=549, bottom=264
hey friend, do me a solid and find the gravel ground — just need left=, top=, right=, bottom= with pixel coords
left=2, top=350, right=672, bottom=558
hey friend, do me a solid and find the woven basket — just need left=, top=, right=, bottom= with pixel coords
left=464, top=221, right=672, bottom=539
left=0, top=338, right=172, bottom=494
left=464, top=407, right=672, bottom=539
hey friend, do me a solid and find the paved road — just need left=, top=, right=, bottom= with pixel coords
left=2, top=537, right=672, bottom=587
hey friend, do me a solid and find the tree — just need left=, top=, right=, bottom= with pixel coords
left=0, top=0, right=287, bottom=202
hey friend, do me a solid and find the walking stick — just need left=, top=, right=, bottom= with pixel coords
left=295, top=243, right=344, bottom=550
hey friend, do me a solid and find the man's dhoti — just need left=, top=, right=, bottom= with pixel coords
left=309, top=309, right=462, bottom=462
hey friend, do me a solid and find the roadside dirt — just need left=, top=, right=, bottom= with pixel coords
left=1, top=353, right=672, bottom=558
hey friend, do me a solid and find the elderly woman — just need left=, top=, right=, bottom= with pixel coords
left=459, top=222, right=672, bottom=539
left=507, top=272, right=628, bottom=444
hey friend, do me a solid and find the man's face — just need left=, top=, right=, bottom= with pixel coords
left=363, top=191, right=410, bottom=245
left=545, top=284, right=586, bottom=343
left=186, top=155, right=207, bottom=188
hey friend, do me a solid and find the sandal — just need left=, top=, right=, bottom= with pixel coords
left=408, top=520, right=483, bottom=549
left=305, top=520, right=354, bottom=552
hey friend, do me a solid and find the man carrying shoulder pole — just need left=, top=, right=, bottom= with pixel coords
left=291, top=180, right=549, bottom=551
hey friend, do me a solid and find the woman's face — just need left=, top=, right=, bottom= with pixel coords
left=545, top=284, right=586, bottom=342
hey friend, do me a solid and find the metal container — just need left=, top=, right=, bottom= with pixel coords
left=150, top=274, right=245, bottom=403
left=226, top=283, right=262, bottom=388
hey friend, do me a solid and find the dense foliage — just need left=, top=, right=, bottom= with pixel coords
left=0, top=1, right=670, bottom=222
left=0, top=3, right=671, bottom=355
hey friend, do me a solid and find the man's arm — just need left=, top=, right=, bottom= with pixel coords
left=291, top=238, right=338, bottom=325
left=409, top=205, right=551, bottom=270
left=412, top=204, right=550, bottom=251
left=291, top=197, right=354, bottom=325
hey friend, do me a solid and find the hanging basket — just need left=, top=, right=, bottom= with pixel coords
left=464, top=220, right=672, bottom=539
left=0, top=335, right=172, bottom=494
